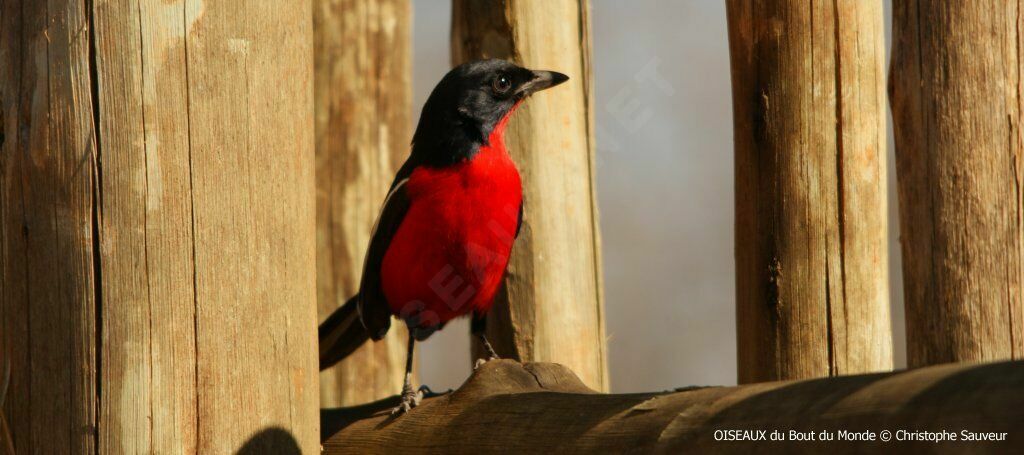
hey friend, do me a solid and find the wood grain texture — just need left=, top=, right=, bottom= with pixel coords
left=314, top=0, right=412, bottom=409
left=183, top=1, right=318, bottom=452
left=323, top=359, right=1024, bottom=454
left=1, top=1, right=99, bottom=453
left=2, top=0, right=319, bottom=453
left=890, top=1, right=1024, bottom=367
left=91, top=1, right=197, bottom=452
left=727, top=0, right=892, bottom=383
left=451, top=0, right=608, bottom=392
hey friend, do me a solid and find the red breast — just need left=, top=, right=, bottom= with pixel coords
left=380, top=106, right=523, bottom=328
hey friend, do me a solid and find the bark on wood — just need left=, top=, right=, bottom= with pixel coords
left=1, top=1, right=319, bottom=453
left=314, top=0, right=412, bottom=408
left=726, top=0, right=892, bottom=383
left=451, top=0, right=608, bottom=392
left=889, top=1, right=1024, bottom=367
left=322, top=359, right=1024, bottom=454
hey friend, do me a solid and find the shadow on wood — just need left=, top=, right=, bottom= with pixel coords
left=322, top=359, right=1023, bottom=453
left=236, top=427, right=300, bottom=455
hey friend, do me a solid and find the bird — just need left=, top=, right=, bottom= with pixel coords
left=318, top=59, right=569, bottom=413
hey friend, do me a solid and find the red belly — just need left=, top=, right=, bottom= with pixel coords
left=380, top=144, right=522, bottom=329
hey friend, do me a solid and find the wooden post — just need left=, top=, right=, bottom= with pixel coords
left=322, top=359, right=1024, bottom=453
left=314, top=0, right=412, bottom=408
left=726, top=0, right=892, bottom=383
left=1, top=1, right=97, bottom=452
left=451, top=0, right=608, bottom=391
left=889, top=1, right=1024, bottom=367
left=1, top=1, right=319, bottom=453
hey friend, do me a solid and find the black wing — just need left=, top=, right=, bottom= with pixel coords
left=357, top=160, right=418, bottom=340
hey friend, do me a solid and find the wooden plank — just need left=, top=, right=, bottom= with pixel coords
left=314, top=0, right=412, bottom=408
left=451, top=0, right=608, bottom=392
left=889, top=0, right=1024, bottom=366
left=727, top=0, right=892, bottom=383
left=323, top=359, right=1024, bottom=453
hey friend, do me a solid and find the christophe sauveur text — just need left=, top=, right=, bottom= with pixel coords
left=714, top=429, right=1008, bottom=442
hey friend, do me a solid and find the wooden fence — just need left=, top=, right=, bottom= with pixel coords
left=2, top=0, right=1022, bottom=453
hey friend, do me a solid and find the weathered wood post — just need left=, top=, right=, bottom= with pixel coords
left=889, top=1, right=1024, bottom=366
left=314, top=0, right=412, bottom=408
left=451, top=0, right=608, bottom=391
left=726, top=0, right=892, bottom=383
left=1, top=2, right=101, bottom=451
left=1, top=1, right=319, bottom=453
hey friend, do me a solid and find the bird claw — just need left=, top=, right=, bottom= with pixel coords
left=390, top=383, right=421, bottom=415
left=390, top=400, right=413, bottom=415
left=389, top=383, right=448, bottom=415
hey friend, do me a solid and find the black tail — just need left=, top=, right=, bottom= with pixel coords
left=318, top=295, right=372, bottom=370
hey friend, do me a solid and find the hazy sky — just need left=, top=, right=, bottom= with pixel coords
left=413, top=0, right=904, bottom=393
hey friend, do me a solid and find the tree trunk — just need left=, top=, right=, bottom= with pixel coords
left=451, top=0, right=608, bottom=392
left=314, top=0, right=412, bottom=408
left=1, top=1, right=319, bottom=453
left=727, top=0, right=892, bottom=383
left=889, top=1, right=1024, bottom=367
left=322, top=359, right=1024, bottom=454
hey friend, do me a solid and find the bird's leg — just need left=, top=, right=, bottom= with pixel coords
left=478, top=334, right=499, bottom=360
left=471, top=315, right=500, bottom=369
left=473, top=334, right=500, bottom=370
left=391, top=335, right=418, bottom=415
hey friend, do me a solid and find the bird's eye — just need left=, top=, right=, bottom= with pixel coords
left=492, top=75, right=512, bottom=93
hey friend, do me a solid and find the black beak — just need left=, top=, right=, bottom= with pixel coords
left=518, top=70, right=570, bottom=96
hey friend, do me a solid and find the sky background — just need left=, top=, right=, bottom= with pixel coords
left=413, top=0, right=903, bottom=393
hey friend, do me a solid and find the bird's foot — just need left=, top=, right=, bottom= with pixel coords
left=390, top=382, right=420, bottom=415
left=390, top=399, right=413, bottom=415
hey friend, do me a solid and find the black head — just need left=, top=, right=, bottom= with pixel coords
left=410, top=59, right=569, bottom=166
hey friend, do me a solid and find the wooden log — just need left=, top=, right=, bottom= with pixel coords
left=889, top=1, right=1024, bottom=367
left=322, top=359, right=1024, bottom=454
left=726, top=0, right=892, bottom=383
left=1, top=1, right=319, bottom=453
left=314, top=0, right=412, bottom=408
left=451, top=0, right=608, bottom=392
